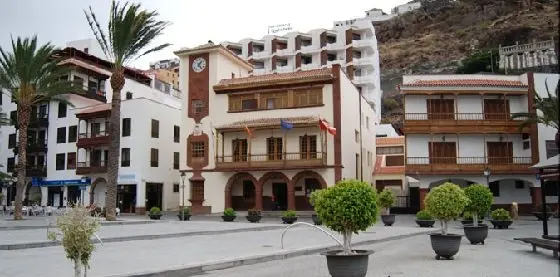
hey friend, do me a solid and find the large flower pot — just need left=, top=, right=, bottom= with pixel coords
left=177, top=214, right=191, bottom=221
left=246, top=215, right=262, bottom=223
left=381, top=214, right=395, bottom=226
left=282, top=217, right=298, bottom=224
left=460, top=220, right=483, bottom=226
left=533, top=212, right=552, bottom=221
left=415, top=219, right=435, bottom=228
left=463, top=224, right=488, bottom=245
left=322, top=250, right=373, bottom=277
left=489, top=220, right=513, bottom=229
left=312, top=214, right=322, bottom=225
left=429, top=233, right=462, bottom=260
left=149, top=214, right=162, bottom=220
left=222, top=215, right=236, bottom=222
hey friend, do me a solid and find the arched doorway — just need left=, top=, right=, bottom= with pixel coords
left=225, top=173, right=258, bottom=211
left=291, top=171, right=327, bottom=211
left=90, top=177, right=107, bottom=207
left=259, top=172, right=290, bottom=211
left=491, top=178, right=535, bottom=214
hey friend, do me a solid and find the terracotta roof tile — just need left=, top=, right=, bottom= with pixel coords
left=214, top=68, right=333, bottom=91
left=376, top=137, right=404, bottom=145
left=374, top=155, right=405, bottom=175
left=76, top=103, right=111, bottom=115
left=216, top=116, right=321, bottom=130
left=402, top=79, right=527, bottom=88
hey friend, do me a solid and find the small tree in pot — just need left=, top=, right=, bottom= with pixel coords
left=281, top=210, right=298, bottom=224
left=177, top=207, right=191, bottom=221
left=377, top=188, right=396, bottom=226
left=415, top=210, right=435, bottom=228
left=424, top=182, right=469, bottom=260
left=490, top=208, right=513, bottom=229
left=222, top=208, right=237, bottom=222
left=310, top=179, right=377, bottom=277
left=149, top=207, right=162, bottom=220
left=462, top=184, right=493, bottom=245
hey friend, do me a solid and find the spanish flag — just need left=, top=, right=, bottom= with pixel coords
left=244, top=125, right=255, bottom=138
left=319, top=119, right=336, bottom=136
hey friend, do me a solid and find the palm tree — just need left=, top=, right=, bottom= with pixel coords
left=0, top=36, right=73, bottom=220
left=85, top=1, right=170, bottom=220
left=512, top=79, right=559, bottom=148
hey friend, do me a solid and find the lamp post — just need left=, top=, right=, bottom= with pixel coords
left=80, top=176, right=87, bottom=206
left=483, top=167, right=491, bottom=187
left=180, top=172, right=186, bottom=221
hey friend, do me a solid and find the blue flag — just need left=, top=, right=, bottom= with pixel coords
left=280, top=119, right=293, bottom=130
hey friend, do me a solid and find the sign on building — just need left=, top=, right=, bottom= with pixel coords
left=268, top=24, right=293, bottom=35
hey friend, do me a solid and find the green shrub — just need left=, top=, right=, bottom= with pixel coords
left=282, top=210, right=297, bottom=218
left=178, top=207, right=190, bottom=215
left=310, top=179, right=378, bottom=254
left=223, top=208, right=236, bottom=216
left=248, top=209, right=261, bottom=217
left=424, top=182, right=469, bottom=235
left=377, top=188, right=396, bottom=214
left=463, top=184, right=493, bottom=226
left=491, top=208, right=511, bottom=220
left=416, top=210, right=433, bottom=220
left=149, top=207, right=161, bottom=215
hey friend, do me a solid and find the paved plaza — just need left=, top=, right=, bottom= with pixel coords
left=0, top=214, right=557, bottom=277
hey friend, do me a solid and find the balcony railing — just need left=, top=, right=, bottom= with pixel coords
left=13, top=140, right=48, bottom=153
left=407, top=156, right=532, bottom=165
left=405, top=113, right=526, bottom=121
left=12, top=166, right=47, bottom=177
left=216, top=152, right=326, bottom=170
left=72, top=84, right=107, bottom=102
left=77, top=131, right=110, bottom=148
left=76, top=160, right=108, bottom=174
left=252, top=50, right=268, bottom=59
left=352, top=39, right=375, bottom=48
left=406, top=156, right=533, bottom=174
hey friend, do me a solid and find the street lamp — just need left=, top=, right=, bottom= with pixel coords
left=80, top=176, right=88, bottom=206
left=180, top=172, right=186, bottom=221
left=483, top=167, right=491, bottom=186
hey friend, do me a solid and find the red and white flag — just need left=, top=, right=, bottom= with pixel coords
left=244, top=125, right=255, bottom=138
left=319, top=119, right=336, bottom=136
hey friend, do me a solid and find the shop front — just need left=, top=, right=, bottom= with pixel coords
left=117, top=174, right=137, bottom=213
left=32, top=177, right=91, bottom=207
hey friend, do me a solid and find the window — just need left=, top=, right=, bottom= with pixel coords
left=151, top=119, right=159, bottom=138
left=232, top=139, right=248, bottom=162
left=376, top=146, right=404, bottom=155
left=293, top=88, right=322, bottom=106
left=355, top=154, right=360, bottom=179
left=122, top=118, right=131, bottom=137
left=266, top=98, right=278, bottom=109
left=191, top=100, right=205, bottom=114
left=545, top=140, right=559, bottom=159
left=57, top=102, right=67, bottom=118
left=429, top=142, right=457, bottom=164
left=66, top=152, right=76, bottom=170
left=385, top=155, right=404, bottom=166
left=68, top=126, right=78, bottom=143
left=173, top=152, right=179, bottom=169
left=191, top=142, right=205, bottom=158
left=56, top=153, right=66, bottom=170
left=8, top=134, right=16, bottom=149
left=299, top=135, right=317, bottom=159
left=523, top=141, right=530, bottom=150
left=489, top=181, right=500, bottom=196
left=515, top=180, right=525, bottom=189
left=57, top=127, right=66, bottom=143
left=427, top=99, right=454, bottom=120
left=487, top=142, right=513, bottom=164
left=6, top=157, right=15, bottom=172
left=242, top=99, right=258, bottom=110
left=173, top=125, right=180, bottom=143
left=121, top=148, right=130, bottom=167
left=150, top=148, right=159, bottom=167
left=125, top=92, right=133, bottom=99
left=483, top=99, right=510, bottom=120
left=355, top=130, right=360, bottom=143
left=266, top=137, right=283, bottom=160
left=173, top=183, right=180, bottom=193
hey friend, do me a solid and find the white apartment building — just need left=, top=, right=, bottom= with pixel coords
left=175, top=43, right=375, bottom=214
left=400, top=73, right=558, bottom=214
left=0, top=46, right=182, bottom=214
left=149, top=58, right=180, bottom=70
left=219, top=20, right=382, bottom=122
left=333, top=2, right=422, bottom=26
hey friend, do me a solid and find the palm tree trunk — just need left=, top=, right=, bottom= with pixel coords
left=555, top=130, right=559, bottom=149
left=105, top=71, right=125, bottom=221
left=14, top=105, right=31, bottom=220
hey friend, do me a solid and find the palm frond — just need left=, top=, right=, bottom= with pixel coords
left=512, top=77, right=559, bottom=131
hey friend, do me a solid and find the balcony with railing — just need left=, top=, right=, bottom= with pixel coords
left=13, top=165, right=47, bottom=177
left=11, top=113, right=49, bottom=129
left=403, top=113, right=528, bottom=133
left=13, top=140, right=48, bottom=154
left=216, top=152, right=326, bottom=170
left=76, top=160, right=108, bottom=175
left=406, top=156, right=534, bottom=174
left=352, top=39, right=375, bottom=48
left=71, top=84, right=107, bottom=103
left=77, top=131, right=110, bottom=148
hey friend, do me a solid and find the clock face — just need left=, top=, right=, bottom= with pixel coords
left=192, top=57, right=206, bottom=73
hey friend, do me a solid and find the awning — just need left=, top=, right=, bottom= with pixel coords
left=530, top=154, right=559, bottom=169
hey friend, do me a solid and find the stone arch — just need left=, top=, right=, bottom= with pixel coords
left=291, top=170, right=328, bottom=190
left=89, top=177, right=107, bottom=206
left=258, top=172, right=291, bottom=211
left=224, top=172, right=258, bottom=210
left=491, top=177, right=537, bottom=214
left=291, top=171, right=328, bottom=211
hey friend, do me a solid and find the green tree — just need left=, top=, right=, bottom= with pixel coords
left=0, top=36, right=73, bottom=220
left=455, top=49, right=499, bottom=74
left=84, top=1, right=170, bottom=220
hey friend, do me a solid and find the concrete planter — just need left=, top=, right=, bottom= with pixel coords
left=489, top=220, right=513, bottom=229
left=282, top=217, right=298, bottom=224
left=430, top=233, right=462, bottom=260
left=246, top=215, right=262, bottom=223
left=322, top=249, right=373, bottom=277
left=221, top=215, right=236, bottom=222
left=312, top=214, right=322, bottom=225
left=381, top=214, right=395, bottom=226
left=463, top=224, right=489, bottom=245
left=177, top=214, right=191, bottom=221
left=149, top=214, right=162, bottom=220
left=415, top=219, right=435, bottom=228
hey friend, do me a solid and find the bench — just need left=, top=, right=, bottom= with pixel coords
left=514, top=237, right=560, bottom=258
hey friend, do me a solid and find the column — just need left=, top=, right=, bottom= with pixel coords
left=135, top=181, right=146, bottom=214
left=40, top=186, right=48, bottom=206
left=419, top=188, right=429, bottom=210
left=287, top=181, right=295, bottom=211
left=255, top=182, right=263, bottom=210
left=1, top=187, right=6, bottom=206
left=530, top=186, right=542, bottom=208
left=224, top=187, right=232, bottom=209
left=62, top=186, right=68, bottom=207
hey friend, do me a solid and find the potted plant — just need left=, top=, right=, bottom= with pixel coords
left=415, top=210, right=435, bottom=227
left=533, top=204, right=553, bottom=221
left=377, top=188, right=396, bottom=226
left=460, top=211, right=484, bottom=225
left=222, top=208, right=237, bottom=222
left=148, top=207, right=162, bottom=220
left=462, top=184, right=493, bottom=245
left=246, top=208, right=262, bottom=223
left=424, top=182, right=469, bottom=260
left=177, top=207, right=191, bottom=221
left=281, top=210, right=298, bottom=224
left=489, top=208, right=513, bottom=229
left=310, top=179, right=378, bottom=277
left=312, top=214, right=323, bottom=225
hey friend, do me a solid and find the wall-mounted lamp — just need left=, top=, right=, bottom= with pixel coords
left=499, top=135, right=504, bottom=142
left=441, top=136, right=446, bottom=142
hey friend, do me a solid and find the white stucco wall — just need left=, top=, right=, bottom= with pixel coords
left=404, top=94, right=528, bottom=116
left=532, top=73, right=559, bottom=162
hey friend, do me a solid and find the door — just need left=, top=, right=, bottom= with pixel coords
left=146, top=183, right=163, bottom=211
left=232, top=139, right=248, bottom=162
left=267, top=137, right=283, bottom=160
left=38, top=130, right=46, bottom=144
left=484, top=99, right=510, bottom=120
left=91, top=122, right=101, bottom=137
left=409, top=187, right=420, bottom=213
left=272, top=183, right=287, bottom=211
left=427, top=99, right=454, bottom=120
left=67, top=186, right=80, bottom=206
left=429, top=142, right=457, bottom=164
left=487, top=142, right=513, bottom=164
left=91, top=150, right=102, bottom=166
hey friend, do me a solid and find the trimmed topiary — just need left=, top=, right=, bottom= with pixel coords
left=425, top=182, right=469, bottom=235
left=282, top=210, right=297, bottom=218
left=149, top=207, right=161, bottom=215
left=416, top=210, right=433, bottom=220
left=463, top=184, right=493, bottom=227
left=377, top=188, right=396, bottom=215
left=491, top=208, right=511, bottom=220
left=223, top=208, right=236, bottom=217
left=310, top=179, right=378, bottom=254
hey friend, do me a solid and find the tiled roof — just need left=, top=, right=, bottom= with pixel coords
left=76, top=103, right=111, bottom=115
left=402, top=79, right=527, bottom=88
left=216, top=116, right=320, bottom=130
left=376, top=137, right=404, bottom=145
left=214, top=68, right=333, bottom=91
left=58, top=58, right=112, bottom=77
left=374, top=155, right=405, bottom=175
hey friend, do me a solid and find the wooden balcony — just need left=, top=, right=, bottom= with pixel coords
left=76, top=160, right=108, bottom=175
left=403, top=113, right=529, bottom=134
left=12, top=166, right=47, bottom=177
left=215, top=152, right=327, bottom=171
left=13, top=141, right=48, bottom=154
left=406, top=156, right=534, bottom=175
left=77, top=131, right=110, bottom=148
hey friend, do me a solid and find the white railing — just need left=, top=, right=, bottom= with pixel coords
left=275, top=65, right=292, bottom=73
left=300, top=63, right=318, bottom=71
left=300, top=44, right=319, bottom=53
left=353, top=57, right=374, bottom=66
left=352, top=39, right=375, bottom=48
left=252, top=50, right=268, bottom=59
left=353, top=74, right=375, bottom=84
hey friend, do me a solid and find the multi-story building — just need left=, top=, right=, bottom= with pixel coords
left=333, top=2, right=422, bottom=26
left=150, top=58, right=180, bottom=70
left=175, top=43, right=375, bottom=214
left=219, top=20, right=382, bottom=122
left=0, top=46, right=182, bottom=214
left=401, top=72, right=558, bottom=214
left=145, top=68, right=180, bottom=91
